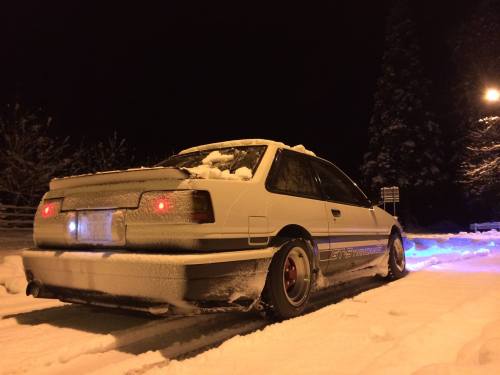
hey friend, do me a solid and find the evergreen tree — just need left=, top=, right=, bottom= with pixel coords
left=72, top=131, right=134, bottom=175
left=462, top=115, right=499, bottom=217
left=0, top=103, right=136, bottom=206
left=452, top=0, right=500, bottom=137
left=453, top=0, right=500, bottom=219
left=0, top=103, right=72, bottom=205
left=361, top=0, right=444, bottom=225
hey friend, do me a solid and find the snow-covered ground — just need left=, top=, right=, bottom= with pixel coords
left=0, top=230, right=499, bottom=374
left=0, top=229, right=32, bottom=260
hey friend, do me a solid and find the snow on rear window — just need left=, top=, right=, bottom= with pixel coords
left=158, top=146, right=266, bottom=181
left=202, top=151, right=234, bottom=165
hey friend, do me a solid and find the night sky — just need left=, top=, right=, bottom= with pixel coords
left=1, top=1, right=472, bottom=180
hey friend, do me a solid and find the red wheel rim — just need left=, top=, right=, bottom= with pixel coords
left=284, top=257, right=298, bottom=291
left=282, top=246, right=311, bottom=307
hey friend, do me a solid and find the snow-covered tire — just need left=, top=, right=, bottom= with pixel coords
left=386, top=233, right=406, bottom=279
left=263, top=239, right=313, bottom=320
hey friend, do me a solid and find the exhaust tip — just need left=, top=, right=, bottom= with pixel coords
left=26, top=281, right=42, bottom=297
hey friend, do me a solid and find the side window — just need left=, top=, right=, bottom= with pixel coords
left=312, top=160, right=370, bottom=206
left=268, top=151, right=320, bottom=198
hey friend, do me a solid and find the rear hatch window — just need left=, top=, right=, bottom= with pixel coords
left=157, top=146, right=266, bottom=180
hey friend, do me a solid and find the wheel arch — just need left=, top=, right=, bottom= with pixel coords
left=270, top=224, right=319, bottom=280
left=390, top=225, right=402, bottom=241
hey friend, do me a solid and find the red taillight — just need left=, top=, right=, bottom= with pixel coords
left=154, top=197, right=172, bottom=214
left=139, top=190, right=214, bottom=224
left=40, top=202, right=58, bottom=218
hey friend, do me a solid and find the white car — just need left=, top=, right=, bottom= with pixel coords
left=23, top=139, right=406, bottom=319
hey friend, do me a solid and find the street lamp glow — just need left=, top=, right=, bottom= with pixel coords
left=484, top=88, right=500, bottom=102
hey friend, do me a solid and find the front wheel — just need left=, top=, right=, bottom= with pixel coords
left=386, top=233, right=406, bottom=279
left=263, top=239, right=313, bottom=320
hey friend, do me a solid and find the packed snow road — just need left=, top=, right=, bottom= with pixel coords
left=0, top=231, right=499, bottom=375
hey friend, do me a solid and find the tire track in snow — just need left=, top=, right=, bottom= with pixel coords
left=89, top=316, right=267, bottom=375
left=0, top=277, right=391, bottom=375
left=58, top=315, right=216, bottom=363
left=25, top=312, right=266, bottom=375
left=94, top=280, right=390, bottom=374
left=0, top=308, right=220, bottom=375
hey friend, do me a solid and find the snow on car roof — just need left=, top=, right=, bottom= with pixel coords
left=178, top=139, right=316, bottom=156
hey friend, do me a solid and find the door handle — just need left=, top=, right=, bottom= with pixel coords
left=331, top=209, right=341, bottom=217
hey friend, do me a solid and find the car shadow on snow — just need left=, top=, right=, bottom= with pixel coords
left=5, top=276, right=394, bottom=365
left=5, top=303, right=156, bottom=333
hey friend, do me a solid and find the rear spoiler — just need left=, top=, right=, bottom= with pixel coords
left=50, top=167, right=190, bottom=190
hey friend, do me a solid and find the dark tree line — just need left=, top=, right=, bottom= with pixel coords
left=362, top=0, right=500, bottom=228
left=0, top=103, right=134, bottom=206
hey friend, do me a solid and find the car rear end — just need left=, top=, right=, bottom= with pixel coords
left=23, top=144, right=276, bottom=313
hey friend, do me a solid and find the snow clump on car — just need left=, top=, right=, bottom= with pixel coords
left=291, top=144, right=316, bottom=156
left=185, top=150, right=253, bottom=180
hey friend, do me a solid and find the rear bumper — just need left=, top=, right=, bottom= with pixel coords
left=22, top=248, right=276, bottom=311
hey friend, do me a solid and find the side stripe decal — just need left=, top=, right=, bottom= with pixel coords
left=328, top=245, right=386, bottom=261
left=313, top=234, right=388, bottom=243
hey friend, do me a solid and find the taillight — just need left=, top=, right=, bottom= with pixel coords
left=40, top=200, right=61, bottom=219
left=191, top=191, right=215, bottom=223
left=138, top=190, right=215, bottom=224
left=154, top=197, right=172, bottom=214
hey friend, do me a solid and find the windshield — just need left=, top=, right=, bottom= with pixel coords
left=157, top=146, right=267, bottom=180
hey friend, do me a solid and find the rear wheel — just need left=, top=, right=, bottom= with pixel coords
left=387, top=233, right=406, bottom=279
left=263, top=239, right=313, bottom=320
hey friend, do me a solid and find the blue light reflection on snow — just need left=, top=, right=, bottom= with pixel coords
left=404, top=235, right=499, bottom=273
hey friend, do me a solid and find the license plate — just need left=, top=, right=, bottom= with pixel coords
left=77, top=210, right=125, bottom=245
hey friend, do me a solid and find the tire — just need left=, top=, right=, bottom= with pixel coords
left=386, top=233, right=406, bottom=279
left=263, top=239, right=313, bottom=320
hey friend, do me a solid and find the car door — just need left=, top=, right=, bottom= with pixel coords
left=310, top=159, right=387, bottom=273
left=266, top=150, right=330, bottom=275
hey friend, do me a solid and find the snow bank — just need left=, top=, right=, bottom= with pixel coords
left=405, top=230, right=499, bottom=272
left=184, top=150, right=253, bottom=180
left=0, top=255, right=27, bottom=294
left=406, top=249, right=491, bottom=272
left=408, top=229, right=500, bottom=241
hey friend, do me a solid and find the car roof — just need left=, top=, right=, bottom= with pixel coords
left=179, top=139, right=316, bottom=156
